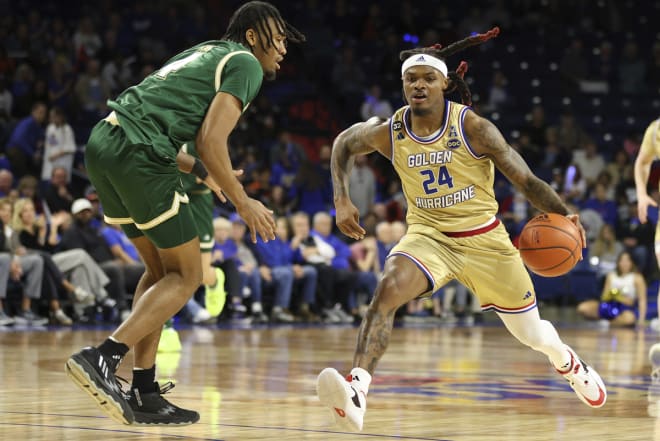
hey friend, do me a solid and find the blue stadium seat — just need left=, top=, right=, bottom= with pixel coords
left=568, top=269, right=599, bottom=302
left=530, top=272, right=570, bottom=304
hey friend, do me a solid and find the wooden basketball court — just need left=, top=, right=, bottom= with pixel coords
left=1, top=316, right=658, bottom=440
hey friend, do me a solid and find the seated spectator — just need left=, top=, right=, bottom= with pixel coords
left=572, top=139, right=606, bottom=188
left=350, top=234, right=379, bottom=317
left=349, top=155, right=376, bottom=218
left=230, top=214, right=285, bottom=323
left=589, top=223, right=624, bottom=281
left=581, top=182, right=618, bottom=227
left=577, top=251, right=646, bottom=328
left=360, top=85, right=393, bottom=120
left=255, top=216, right=318, bottom=323
left=16, top=174, right=43, bottom=212
left=5, top=101, right=47, bottom=177
left=304, top=211, right=358, bottom=323
left=43, top=166, right=74, bottom=213
left=74, top=59, right=110, bottom=125
left=0, top=169, right=13, bottom=198
left=0, top=198, right=48, bottom=326
left=13, top=197, right=101, bottom=324
left=211, top=216, right=261, bottom=322
left=58, top=198, right=140, bottom=321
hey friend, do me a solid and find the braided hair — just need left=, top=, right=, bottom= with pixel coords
left=223, top=1, right=306, bottom=52
left=399, top=27, right=500, bottom=106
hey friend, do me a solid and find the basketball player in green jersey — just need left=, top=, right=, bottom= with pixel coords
left=64, top=1, right=304, bottom=426
left=316, top=28, right=606, bottom=432
left=633, top=117, right=660, bottom=373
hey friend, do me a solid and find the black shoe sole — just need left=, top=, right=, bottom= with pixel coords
left=132, top=416, right=200, bottom=426
left=65, top=355, right=134, bottom=425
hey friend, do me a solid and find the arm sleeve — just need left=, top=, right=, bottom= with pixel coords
left=217, top=53, right=263, bottom=109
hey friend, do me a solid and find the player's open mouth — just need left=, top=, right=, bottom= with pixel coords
left=411, top=94, right=426, bottom=103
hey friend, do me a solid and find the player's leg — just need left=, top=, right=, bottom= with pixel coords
left=497, top=308, right=606, bottom=407
left=576, top=299, right=600, bottom=320
left=458, top=224, right=606, bottom=408
left=317, top=254, right=429, bottom=432
left=123, top=234, right=202, bottom=425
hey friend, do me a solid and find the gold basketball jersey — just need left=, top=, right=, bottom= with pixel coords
left=390, top=100, right=498, bottom=232
left=640, top=118, right=660, bottom=190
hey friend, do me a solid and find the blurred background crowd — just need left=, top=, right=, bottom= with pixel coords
left=0, top=0, right=658, bottom=327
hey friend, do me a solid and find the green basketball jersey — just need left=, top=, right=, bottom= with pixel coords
left=108, top=40, right=263, bottom=156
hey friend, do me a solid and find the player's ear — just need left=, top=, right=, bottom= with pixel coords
left=245, top=28, right=257, bottom=48
left=441, top=75, right=450, bottom=91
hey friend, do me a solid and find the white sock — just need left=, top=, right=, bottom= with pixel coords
left=350, top=367, right=372, bottom=395
left=252, top=302, right=263, bottom=313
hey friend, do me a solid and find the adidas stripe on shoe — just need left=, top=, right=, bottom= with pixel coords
left=65, top=346, right=134, bottom=425
left=317, top=367, right=366, bottom=432
left=556, top=346, right=607, bottom=408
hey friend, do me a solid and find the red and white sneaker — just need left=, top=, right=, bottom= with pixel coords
left=317, top=368, right=369, bottom=432
left=556, top=346, right=607, bottom=408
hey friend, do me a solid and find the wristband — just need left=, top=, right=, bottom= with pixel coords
left=191, top=158, right=208, bottom=181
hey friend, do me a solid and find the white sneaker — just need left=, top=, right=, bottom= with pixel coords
left=317, top=368, right=367, bottom=432
left=557, top=346, right=607, bottom=408
left=73, top=286, right=94, bottom=303
left=648, top=343, right=660, bottom=380
left=192, top=308, right=212, bottom=324
left=53, top=309, right=73, bottom=325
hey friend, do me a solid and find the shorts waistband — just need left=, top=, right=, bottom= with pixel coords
left=103, top=111, right=120, bottom=126
left=443, top=218, right=500, bottom=238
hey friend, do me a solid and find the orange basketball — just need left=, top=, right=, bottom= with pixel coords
left=518, top=213, right=582, bottom=277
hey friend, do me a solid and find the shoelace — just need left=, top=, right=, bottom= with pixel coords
left=116, top=375, right=130, bottom=394
left=117, top=377, right=177, bottom=398
left=159, top=381, right=176, bottom=395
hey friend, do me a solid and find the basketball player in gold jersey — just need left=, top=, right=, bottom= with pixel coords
left=633, top=117, right=660, bottom=374
left=316, top=28, right=607, bottom=432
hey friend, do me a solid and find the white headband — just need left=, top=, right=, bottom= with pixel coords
left=401, top=54, right=448, bottom=77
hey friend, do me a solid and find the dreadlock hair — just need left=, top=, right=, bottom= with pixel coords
left=223, top=1, right=306, bottom=53
left=399, top=27, right=500, bottom=106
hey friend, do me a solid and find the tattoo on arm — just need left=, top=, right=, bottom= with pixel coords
left=470, top=115, right=569, bottom=215
left=331, top=120, right=383, bottom=201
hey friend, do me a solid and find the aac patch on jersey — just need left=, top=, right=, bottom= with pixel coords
left=447, top=138, right=461, bottom=149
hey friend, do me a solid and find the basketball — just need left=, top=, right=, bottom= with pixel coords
left=518, top=213, right=582, bottom=277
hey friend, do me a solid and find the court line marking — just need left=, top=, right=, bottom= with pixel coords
left=0, top=413, right=453, bottom=440
left=0, top=422, right=224, bottom=440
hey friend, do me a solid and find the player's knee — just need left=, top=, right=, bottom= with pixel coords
left=373, top=274, right=405, bottom=311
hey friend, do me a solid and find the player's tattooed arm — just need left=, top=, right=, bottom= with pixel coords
left=464, top=111, right=569, bottom=215
left=331, top=117, right=390, bottom=201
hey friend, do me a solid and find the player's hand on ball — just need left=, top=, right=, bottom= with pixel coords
left=565, top=214, right=586, bottom=251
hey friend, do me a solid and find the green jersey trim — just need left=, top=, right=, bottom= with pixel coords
left=103, top=192, right=190, bottom=230
left=214, top=50, right=257, bottom=111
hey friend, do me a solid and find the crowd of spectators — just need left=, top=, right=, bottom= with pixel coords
left=0, top=1, right=658, bottom=325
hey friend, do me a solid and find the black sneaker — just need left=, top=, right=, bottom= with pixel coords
left=127, top=382, right=200, bottom=425
left=64, top=346, right=134, bottom=425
